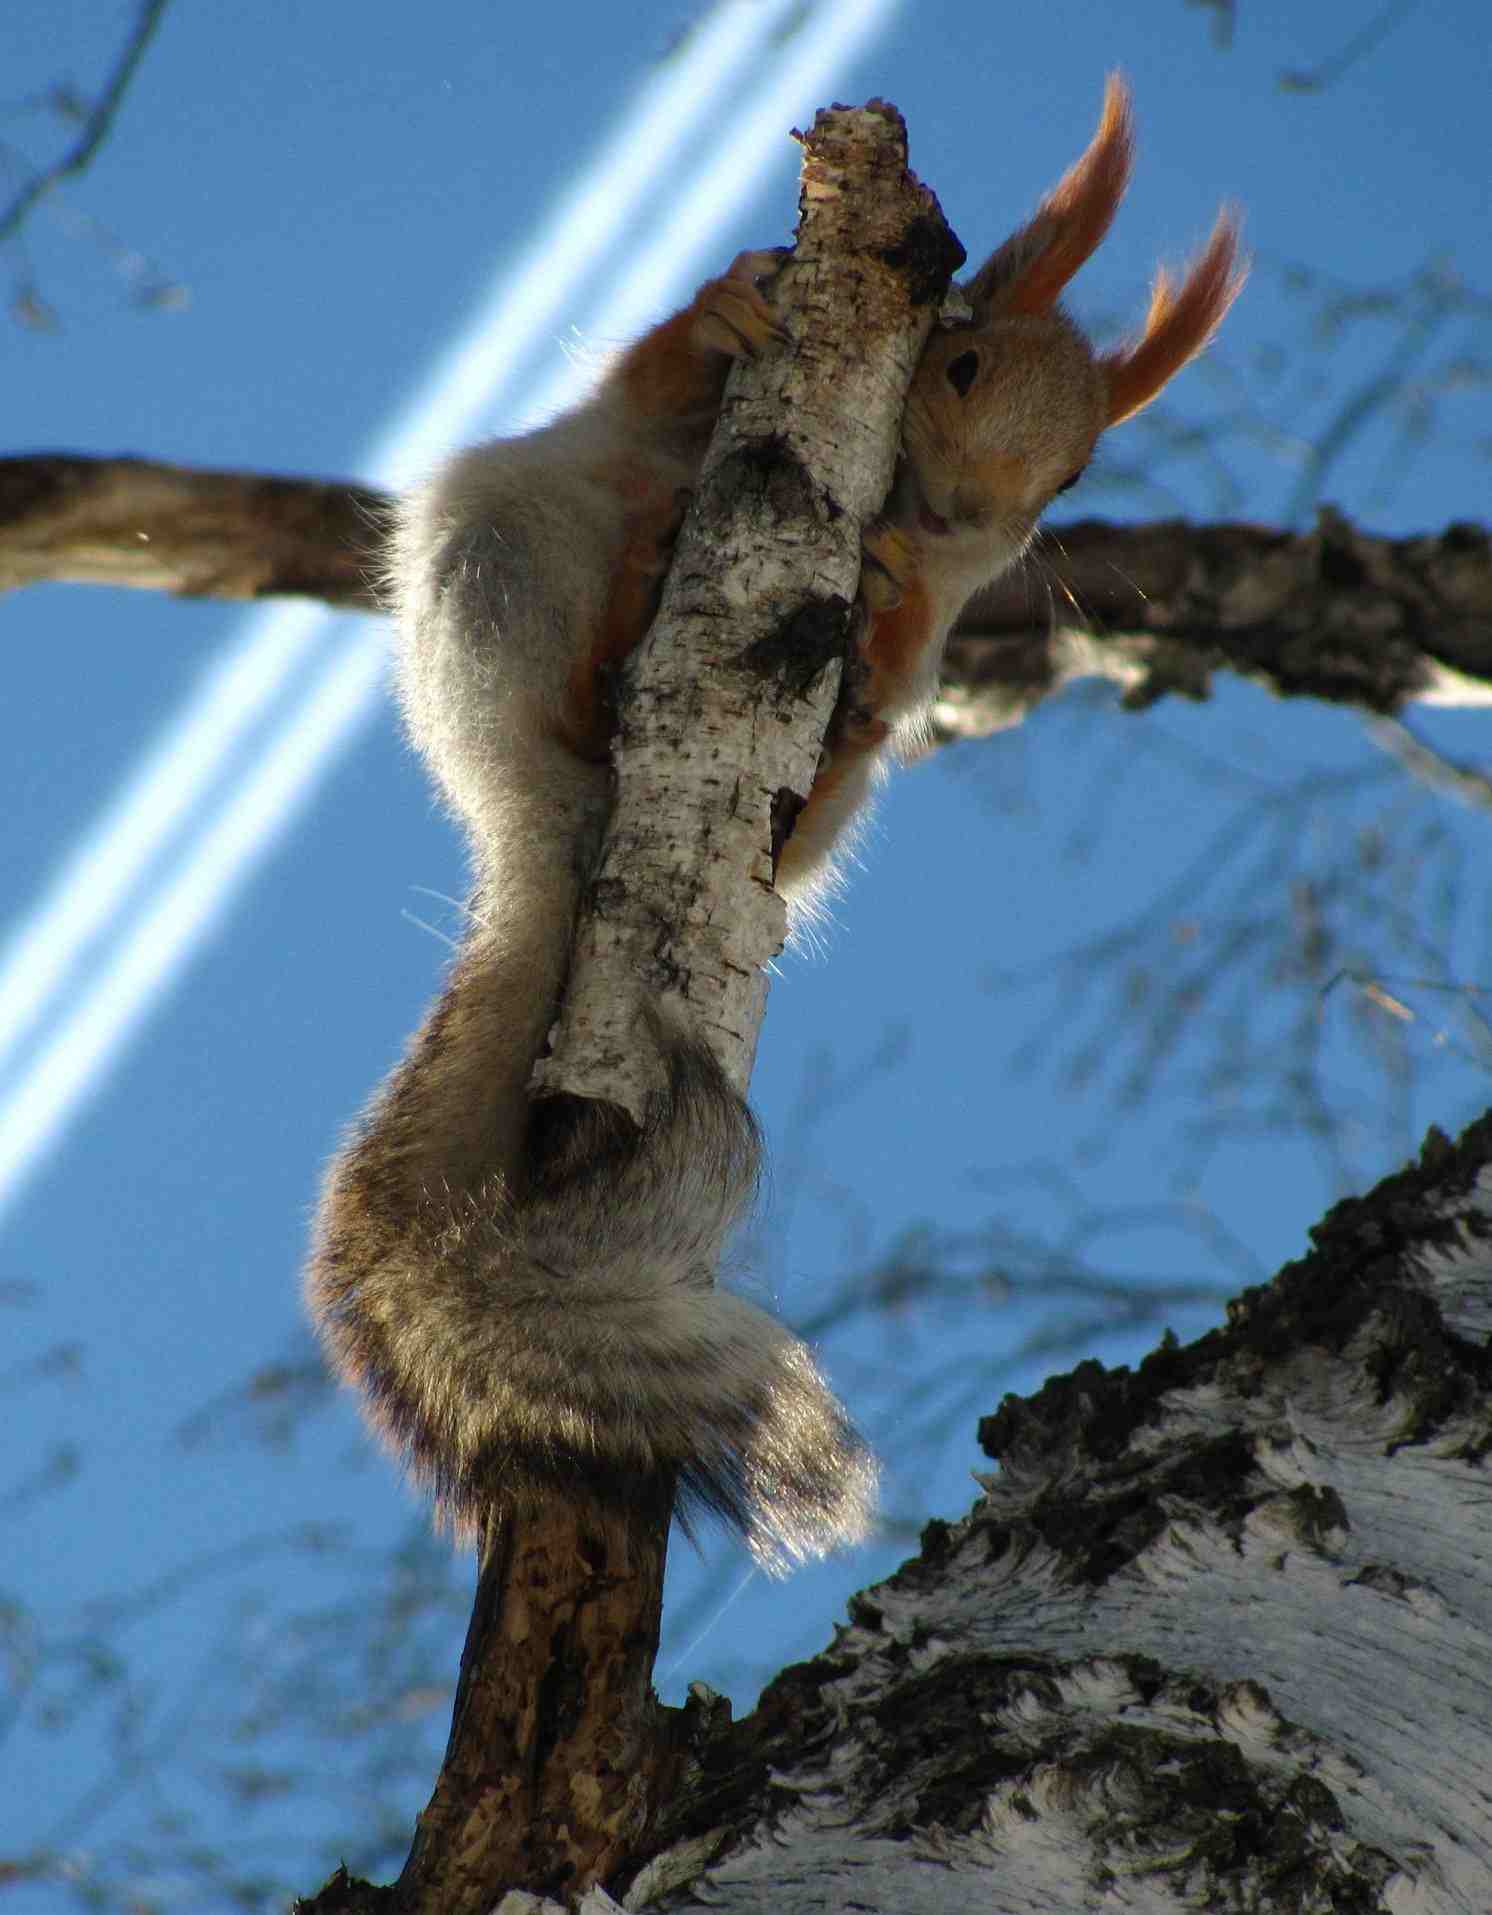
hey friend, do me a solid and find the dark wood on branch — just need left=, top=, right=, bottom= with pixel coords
left=4, top=456, right=1488, bottom=727
left=292, top=1494, right=675, bottom=1915
left=397, top=1491, right=676, bottom=1910
left=941, top=508, right=1492, bottom=733
left=0, top=454, right=386, bottom=607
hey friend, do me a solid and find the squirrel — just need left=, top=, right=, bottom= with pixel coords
left=306, top=78, right=1243, bottom=1571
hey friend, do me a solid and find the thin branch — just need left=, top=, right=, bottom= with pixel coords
left=1277, top=0, right=1417, bottom=92
left=0, top=0, right=173, bottom=248
left=536, top=102, right=954, bottom=1109
left=1365, top=713, right=1492, bottom=814
left=1281, top=275, right=1450, bottom=526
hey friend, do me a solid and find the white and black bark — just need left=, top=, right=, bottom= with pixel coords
left=627, top=1112, right=1492, bottom=1913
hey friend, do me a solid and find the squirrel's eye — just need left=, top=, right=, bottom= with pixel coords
left=945, top=350, right=979, bottom=398
left=1054, top=466, right=1087, bottom=496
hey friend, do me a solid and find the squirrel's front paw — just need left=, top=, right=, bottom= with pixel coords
left=859, top=518, right=918, bottom=612
left=690, top=249, right=790, bottom=358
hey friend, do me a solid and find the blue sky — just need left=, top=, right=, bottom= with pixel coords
left=3, top=1, right=1490, bottom=1905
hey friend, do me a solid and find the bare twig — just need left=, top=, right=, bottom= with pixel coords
left=1365, top=713, right=1492, bottom=814
left=0, top=0, right=173, bottom=248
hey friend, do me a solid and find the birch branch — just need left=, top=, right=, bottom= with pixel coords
left=0, top=0, right=174, bottom=252
left=532, top=100, right=961, bottom=1113
left=936, top=507, right=1492, bottom=735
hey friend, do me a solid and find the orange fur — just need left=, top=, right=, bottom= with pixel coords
left=789, top=583, right=930, bottom=859
left=615, top=252, right=781, bottom=421
left=985, top=74, right=1135, bottom=316
left=859, top=579, right=937, bottom=710
left=614, top=305, right=729, bottom=420
left=557, top=478, right=686, bottom=760
left=1102, top=214, right=1246, bottom=425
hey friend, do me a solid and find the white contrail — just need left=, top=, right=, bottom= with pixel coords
left=0, top=641, right=388, bottom=1203
left=517, top=0, right=902, bottom=427
left=0, top=0, right=899, bottom=1216
left=0, top=0, right=790, bottom=1101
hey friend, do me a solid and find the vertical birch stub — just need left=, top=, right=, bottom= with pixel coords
left=534, top=100, right=963, bottom=1114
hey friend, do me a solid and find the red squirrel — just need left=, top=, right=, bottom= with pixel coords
left=307, top=79, right=1244, bottom=1570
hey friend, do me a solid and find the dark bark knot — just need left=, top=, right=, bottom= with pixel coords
left=743, top=593, right=854, bottom=705
left=879, top=213, right=967, bottom=307
left=710, top=436, right=816, bottom=525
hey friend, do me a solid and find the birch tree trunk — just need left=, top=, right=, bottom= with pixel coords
left=601, top=1111, right=1492, bottom=1913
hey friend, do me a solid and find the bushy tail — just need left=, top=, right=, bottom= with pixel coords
left=309, top=1027, right=877, bottom=1572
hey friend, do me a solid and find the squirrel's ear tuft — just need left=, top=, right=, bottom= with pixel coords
left=1100, top=213, right=1247, bottom=425
left=966, top=74, right=1134, bottom=317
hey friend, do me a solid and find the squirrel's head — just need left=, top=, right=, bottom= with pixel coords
left=901, top=75, right=1245, bottom=573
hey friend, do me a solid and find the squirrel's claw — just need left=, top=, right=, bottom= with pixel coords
left=690, top=249, right=791, bottom=358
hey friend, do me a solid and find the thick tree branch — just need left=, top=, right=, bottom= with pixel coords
left=629, top=1108, right=1492, bottom=1911
left=936, top=507, right=1492, bottom=736
left=5, top=455, right=1487, bottom=729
